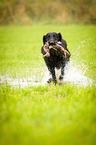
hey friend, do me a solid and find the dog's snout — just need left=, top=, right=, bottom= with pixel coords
left=49, top=41, right=55, bottom=45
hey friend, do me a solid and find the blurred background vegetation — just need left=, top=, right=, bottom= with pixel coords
left=0, top=0, right=96, bottom=25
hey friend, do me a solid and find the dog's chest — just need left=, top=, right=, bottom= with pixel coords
left=48, top=51, right=64, bottom=67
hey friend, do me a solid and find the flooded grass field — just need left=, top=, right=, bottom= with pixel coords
left=0, top=25, right=96, bottom=145
left=0, top=61, right=93, bottom=88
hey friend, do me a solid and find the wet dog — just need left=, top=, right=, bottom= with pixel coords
left=41, top=32, right=71, bottom=85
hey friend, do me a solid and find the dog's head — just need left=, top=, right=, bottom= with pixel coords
left=43, top=32, right=62, bottom=45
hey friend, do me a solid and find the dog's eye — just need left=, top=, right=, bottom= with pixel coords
left=53, top=35, right=55, bottom=38
left=48, top=35, right=50, bottom=39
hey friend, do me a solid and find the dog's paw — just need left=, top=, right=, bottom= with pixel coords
left=47, top=78, right=57, bottom=85
left=47, top=78, right=52, bottom=84
left=59, top=75, right=63, bottom=80
left=54, top=80, right=57, bottom=85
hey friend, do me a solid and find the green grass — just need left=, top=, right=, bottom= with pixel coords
left=0, top=84, right=96, bottom=145
left=0, top=25, right=96, bottom=79
left=0, top=25, right=96, bottom=145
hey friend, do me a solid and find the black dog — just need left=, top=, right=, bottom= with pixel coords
left=41, top=32, right=71, bottom=85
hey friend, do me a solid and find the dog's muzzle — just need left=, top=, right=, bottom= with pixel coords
left=43, top=42, right=70, bottom=58
left=49, top=42, right=55, bottom=45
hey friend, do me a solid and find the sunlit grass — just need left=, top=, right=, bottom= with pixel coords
left=0, top=84, right=96, bottom=145
left=0, top=25, right=96, bottom=79
left=0, top=25, right=96, bottom=145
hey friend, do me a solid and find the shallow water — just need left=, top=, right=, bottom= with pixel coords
left=0, top=61, right=93, bottom=88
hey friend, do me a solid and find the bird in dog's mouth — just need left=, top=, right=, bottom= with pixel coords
left=43, top=42, right=70, bottom=58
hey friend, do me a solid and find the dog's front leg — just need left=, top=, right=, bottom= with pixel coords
left=48, top=67, right=57, bottom=85
left=59, top=65, right=65, bottom=80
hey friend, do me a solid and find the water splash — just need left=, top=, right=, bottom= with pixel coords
left=0, top=61, right=93, bottom=88
left=62, top=61, right=93, bottom=86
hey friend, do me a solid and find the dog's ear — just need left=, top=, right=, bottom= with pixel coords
left=43, top=35, right=46, bottom=44
left=57, top=33, right=62, bottom=41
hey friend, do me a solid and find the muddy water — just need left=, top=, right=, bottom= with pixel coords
left=0, top=61, right=93, bottom=88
